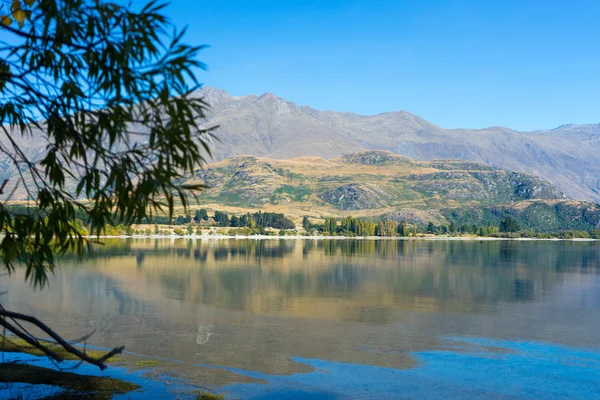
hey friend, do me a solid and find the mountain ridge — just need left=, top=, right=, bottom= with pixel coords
left=196, top=86, right=600, bottom=202
left=1, top=86, right=599, bottom=204
left=200, top=85, right=595, bottom=132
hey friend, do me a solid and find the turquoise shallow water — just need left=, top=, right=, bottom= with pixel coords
left=3, top=337, right=600, bottom=399
left=2, top=239, right=600, bottom=398
left=208, top=337, right=600, bottom=399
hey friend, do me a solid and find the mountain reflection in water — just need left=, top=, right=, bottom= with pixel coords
left=2, top=238, right=600, bottom=391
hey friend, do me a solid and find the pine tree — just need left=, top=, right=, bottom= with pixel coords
left=399, top=219, right=409, bottom=237
left=499, top=217, right=520, bottom=233
left=302, top=216, right=311, bottom=231
left=427, top=222, right=436, bottom=234
left=324, top=217, right=337, bottom=235
left=449, top=221, right=456, bottom=233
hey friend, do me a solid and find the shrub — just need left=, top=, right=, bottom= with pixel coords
left=559, top=230, right=590, bottom=239
left=72, top=219, right=90, bottom=236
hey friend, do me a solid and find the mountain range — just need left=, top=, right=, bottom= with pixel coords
left=1, top=86, right=599, bottom=216
left=197, top=87, right=600, bottom=203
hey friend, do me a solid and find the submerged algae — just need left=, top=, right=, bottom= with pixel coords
left=0, top=336, right=122, bottom=362
left=0, top=362, right=139, bottom=399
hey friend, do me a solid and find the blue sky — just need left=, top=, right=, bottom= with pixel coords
left=165, top=1, right=598, bottom=130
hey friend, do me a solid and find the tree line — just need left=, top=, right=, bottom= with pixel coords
left=303, top=215, right=600, bottom=239
left=6, top=205, right=599, bottom=239
left=140, top=209, right=294, bottom=230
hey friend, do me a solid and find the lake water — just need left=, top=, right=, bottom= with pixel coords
left=3, top=238, right=600, bottom=399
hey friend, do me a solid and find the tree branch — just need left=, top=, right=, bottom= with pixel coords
left=0, top=308, right=124, bottom=370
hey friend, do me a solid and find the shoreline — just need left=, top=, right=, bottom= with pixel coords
left=84, top=234, right=599, bottom=242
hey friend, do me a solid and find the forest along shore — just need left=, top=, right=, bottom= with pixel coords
left=84, top=234, right=599, bottom=241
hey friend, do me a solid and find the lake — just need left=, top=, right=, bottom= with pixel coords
left=3, top=238, right=600, bottom=399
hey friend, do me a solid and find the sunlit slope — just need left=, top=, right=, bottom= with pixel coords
left=186, top=150, right=558, bottom=212
left=174, top=150, right=600, bottom=231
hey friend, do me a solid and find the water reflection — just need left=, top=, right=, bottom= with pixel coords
left=2, top=239, right=600, bottom=381
left=49, top=239, right=600, bottom=319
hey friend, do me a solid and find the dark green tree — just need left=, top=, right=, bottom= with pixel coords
left=302, top=216, right=311, bottom=231
left=251, top=212, right=295, bottom=229
left=214, top=211, right=229, bottom=227
left=324, top=217, right=337, bottom=235
left=449, top=221, right=457, bottom=233
left=427, top=222, right=435, bottom=234
left=176, top=215, right=191, bottom=225
left=499, top=217, right=520, bottom=233
left=341, top=216, right=359, bottom=233
left=0, top=0, right=212, bottom=369
left=229, top=215, right=241, bottom=227
left=398, top=219, right=409, bottom=237
left=194, top=209, right=209, bottom=222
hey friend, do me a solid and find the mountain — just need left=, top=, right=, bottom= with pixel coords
left=197, top=87, right=600, bottom=202
left=2, top=86, right=599, bottom=206
left=183, top=150, right=600, bottom=232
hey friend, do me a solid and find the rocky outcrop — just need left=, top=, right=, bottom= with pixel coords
left=341, top=151, right=410, bottom=166
left=318, top=184, right=387, bottom=211
left=410, top=170, right=564, bottom=202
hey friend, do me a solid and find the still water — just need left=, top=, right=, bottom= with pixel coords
left=3, top=238, right=600, bottom=399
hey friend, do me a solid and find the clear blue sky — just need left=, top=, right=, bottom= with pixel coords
left=163, top=0, right=599, bottom=131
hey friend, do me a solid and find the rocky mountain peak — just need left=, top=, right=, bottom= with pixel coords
left=258, top=92, right=275, bottom=100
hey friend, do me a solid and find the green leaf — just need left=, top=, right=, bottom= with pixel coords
left=0, top=0, right=211, bottom=289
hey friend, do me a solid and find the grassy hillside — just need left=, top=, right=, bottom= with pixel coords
left=440, top=200, right=600, bottom=233
left=188, top=150, right=561, bottom=208
left=176, top=151, right=600, bottom=232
